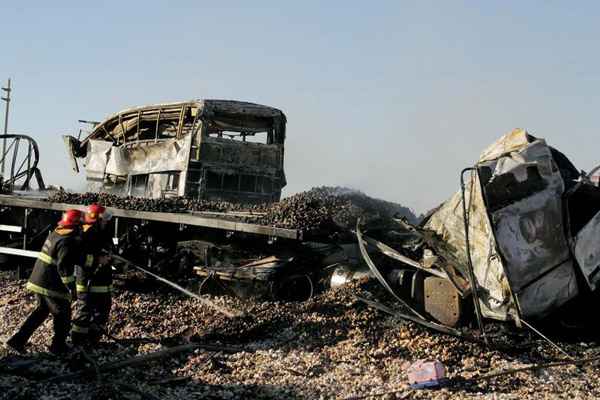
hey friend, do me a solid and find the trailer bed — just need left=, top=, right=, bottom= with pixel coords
left=0, top=194, right=302, bottom=240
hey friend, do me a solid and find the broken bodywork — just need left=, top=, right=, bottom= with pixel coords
left=361, top=129, right=600, bottom=327
left=64, top=100, right=287, bottom=203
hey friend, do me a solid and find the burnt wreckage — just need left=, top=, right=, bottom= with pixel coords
left=1, top=103, right=599, bottom=327
left=1, top=100, right=386, bottom=301
left=63, top=100, right=287, bottom=203
left=362, top=129, right=600, bottom=328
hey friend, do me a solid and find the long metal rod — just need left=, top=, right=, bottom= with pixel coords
left=469, top=353, right=600, bottom=383
left=22, top=208, right=29, bottom=250
left=356, top=295, right=464, bottom=337
left=2, top=137, right=16, bottom=161
left=521, top=319, right=572, bottom=359
left=10, top=137, right=20, bottom=190
left=154, top=108, right=161, bottom=143
left=1, top=78, right=11, bottom=177
left=0, top=224, right=23, bottom=233
left=0, top=246, right=40, bottom=258
left=109, top=253, right=243, bottom=319
left=356, top=222, right=426, bottom=319
left=45, top=342, right=242, bottom=383
left=25, top=142, right=32, bottom=189
left=460, top=167, right=488, bottom=344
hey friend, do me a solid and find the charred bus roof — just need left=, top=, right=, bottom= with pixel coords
left=81, top=99, right=287, bottom=146
left=65, top=99, right=287, bottom=203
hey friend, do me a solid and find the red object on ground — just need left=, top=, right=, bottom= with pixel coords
left=406, top=360, right=447, bottom=389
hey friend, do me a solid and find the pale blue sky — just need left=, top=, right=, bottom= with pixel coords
left=1, top=1, right=599, bottom=213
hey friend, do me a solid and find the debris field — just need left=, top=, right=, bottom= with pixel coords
left=2, top=274, right=600, bottom=400
left=2, top=130, right=600, bottom=400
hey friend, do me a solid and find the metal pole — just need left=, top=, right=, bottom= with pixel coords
left=461, top=167, right=488, bottom=345
left=19, top=208, right=29, bottom=279
left=1, top=78, right=12, bottom=177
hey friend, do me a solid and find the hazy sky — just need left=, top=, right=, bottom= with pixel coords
left=1, top=1, right=599, bottom=214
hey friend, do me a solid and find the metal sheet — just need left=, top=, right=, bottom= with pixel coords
left=481, top=137, right=577, bottom=318
left=574, top=210, right=600, bottom=290
left=360, top=234, right=450, bottom=280
left=516, top=260, right=578, bottom=319
left=62, top=135, right=80, bottom=173
left=105, top=135, right=191, bottom=176
left=424, top=129, right=582, bottom=321
left=478, top=128, right=531, bottom=163
left=201, top=137, right=282, bottom=175
left=491, top=192, right=570, bottom=291
left=83, top=140, right=112, bottom=189
left=424, top=172, right=513, bottom=321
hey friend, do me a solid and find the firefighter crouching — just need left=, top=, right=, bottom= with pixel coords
left=72, top=204, right=113, bottom=346
left=5, top=210, right=84, bottom=355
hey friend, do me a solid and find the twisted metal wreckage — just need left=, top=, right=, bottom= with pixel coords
left=4, top=95, right=600, bottom=393
left=358, top=128, right=600, bottom=335
left=63, top=99, right=286, bottom=204
left=1, top=96, right=599, bottom=335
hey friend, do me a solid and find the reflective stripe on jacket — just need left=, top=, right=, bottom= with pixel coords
left=76, top=283, right=112, bottom=293
left=25, top=281, right=71, bottom=301
left=27, top=227, right=82, bottom=300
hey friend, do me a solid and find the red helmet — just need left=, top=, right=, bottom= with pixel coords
left=59, top=209, right=83, bottom=228
left=85, top=203, right=110, bottom=224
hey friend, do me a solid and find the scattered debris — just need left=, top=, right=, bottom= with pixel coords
left=110, top=252, right=244, bottom=318
left=2, top=124, right=600, bottom=399
left=3, top=274, right=600, bottom=399
left=46, top=342, right=242, bottom=383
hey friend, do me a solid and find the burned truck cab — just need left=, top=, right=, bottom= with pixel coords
left=64, top=100, right=287, bottom=204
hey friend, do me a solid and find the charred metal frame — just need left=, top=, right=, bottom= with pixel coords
left=0, top=134, right=45, bottom=191
left=66, top=100, right=286, bottom=203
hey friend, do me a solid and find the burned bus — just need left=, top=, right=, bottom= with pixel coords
left=64, top=100, right=287, bottom=204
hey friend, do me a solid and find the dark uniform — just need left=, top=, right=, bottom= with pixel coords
left=72, top=223, right=113, bottom=345
left=7, top=226, right=81, bottom=354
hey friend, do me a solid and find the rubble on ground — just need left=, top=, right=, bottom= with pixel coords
left=2, top=274, right=600, bottom=400
left=5, top=129, right=600, bottom=399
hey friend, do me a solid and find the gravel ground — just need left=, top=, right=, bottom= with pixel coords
left=2, top=274, right=600, bottom=400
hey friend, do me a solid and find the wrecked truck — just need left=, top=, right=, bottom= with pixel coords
left=0, top=100, right=295, bottom=291
left=63, top=100, right=287, bottom=204
left=364, top=129, right=600, bottom=329
left=0, top=100, right=386, bottom=301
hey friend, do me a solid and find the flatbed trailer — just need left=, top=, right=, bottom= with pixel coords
left=0, top=193, right=303, bottom=266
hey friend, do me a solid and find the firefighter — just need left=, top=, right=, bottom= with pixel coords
left=5, top=209, right=83, bottom=355
left=72, top=203, right=113, bottom=346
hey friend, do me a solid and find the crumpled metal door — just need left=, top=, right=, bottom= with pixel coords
left=478, top=139, right=578, bottom=318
